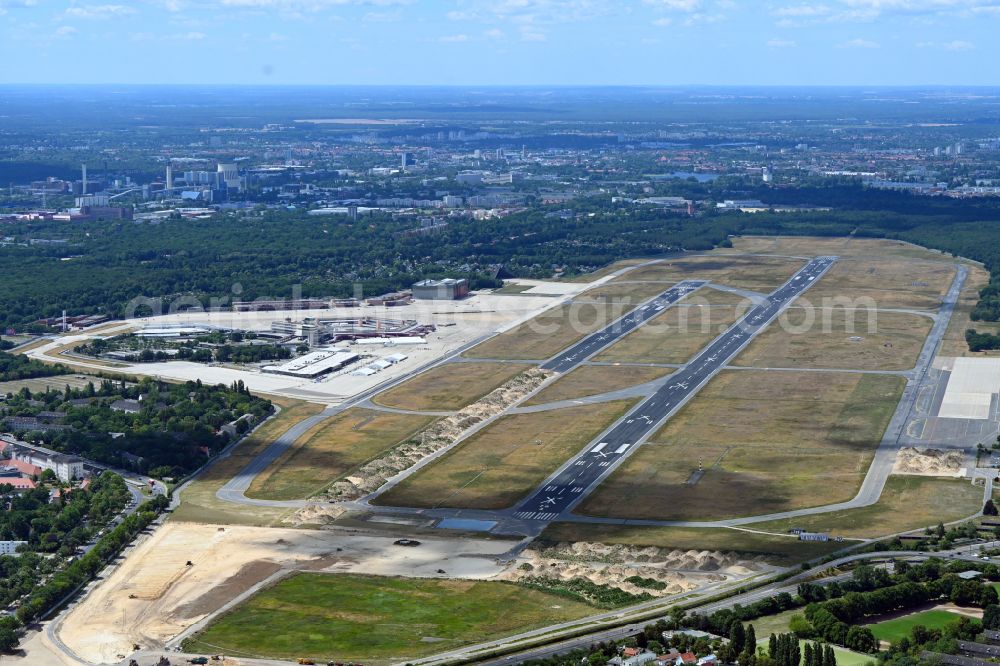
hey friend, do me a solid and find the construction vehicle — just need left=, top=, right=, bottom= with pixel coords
left=298, top=660, right=316, bottom=665
left=189, top=658, right=209, bottom=665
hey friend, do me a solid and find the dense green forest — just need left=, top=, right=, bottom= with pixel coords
left=0, top=351, right=69, bottom=381
left=3, top=184, right=1000, bottom=329
left=3, top=378, right=272, bottom=477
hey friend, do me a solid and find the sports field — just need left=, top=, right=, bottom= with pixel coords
left=866, top=609, right=965, bottom=644
left=376, top=400, right=636, bottom=510
left=183, top=573, right=596, bottom=663
left=245, top=408, right=435, bottom=501
left=578, top=370, right=905, bottom=521
left=373, top=362, right=532, bottom=411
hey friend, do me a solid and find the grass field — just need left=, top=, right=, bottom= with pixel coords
left=753, top=475, right=983, bottom=539
left=523, top=365, right=673, bottom=405
left=594, top=303, right=744, bottom=365
left=942, top=264, right=999, bottom=357
left=575, top=281, right=674, bottom=304
left=578, top=371, right=905, bottom=521
left=728, top=236, right=955, bottom=262
left=801, top=257, right=956, bottom=311
left=170, top=398, right=322, bottom=526
left=183, top=573, right=597, bottom=663
left=735, top=308, right=932, bottom=371
left=538, top=523, right=845, bottom=564
left=376, top=400, right=636, bottom=510
left=245, top=408, right=436, bottom=501
left=866, top=609, right=965, bottom=644
left=373, top=362, right=532, bottom=411
left=613, top=255, right=804, bottom=292
left=561, top=258, right=655, bottom=283
left=748, top=635, right=873, bottom=666
left=0, top=373, right=108, bottom=396
left=464, top=301, right=625, bottom=360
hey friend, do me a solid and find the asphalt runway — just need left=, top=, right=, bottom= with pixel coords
left=541, top=280, right=707, bottom=373
left=514, top=256, right=837, bottom=521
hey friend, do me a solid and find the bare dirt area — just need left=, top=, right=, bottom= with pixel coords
left=56, top=522, right=515, bottom=665
left=892, top=447, right=966, bottom=477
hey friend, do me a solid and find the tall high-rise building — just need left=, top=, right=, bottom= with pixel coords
left=165, top=165, right=174, bottom=191
left=401, top=152, right=413, bottom=169
left=81, top=164, right=88, bottom=195
left=217, top=163, right=241, bottom=191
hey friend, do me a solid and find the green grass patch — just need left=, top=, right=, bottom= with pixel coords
left=865, top=609, right=965, bottom=644
left=183, top=573, right=597, bottom=663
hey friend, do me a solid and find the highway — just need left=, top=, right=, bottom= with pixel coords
left=541, top=280, right=707, bottom=373
left=513, top=256, right=837, bottom=521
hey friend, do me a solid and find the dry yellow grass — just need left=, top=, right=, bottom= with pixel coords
left=246, top=407, right=436, bottom=501
left=736, top=308, right=933, bottom=371
left=372, top=362, right=533, bottom=411
left=753, top=475, right=983, bottom=539
left=575, top=281, right=675, bottom=304
left=578, top=370, right=904, bottom=521
left=561, top=258, right=654, bottom=282
left=524, top=365, right=674, bottom=405
left=942, top=264, right=1000, bottom=357
left=613, top=255, right=804, bottom=292
left=538, top=523, right=844, bottom=564
left=728, top=235, right=956, bottom=262
left=799, top=256, right=956, bottom=311
left=376, top=400, right=637, bottom=510
left=170, top=398, right=323, bottom=526
left=594, top=303, right=744, bottom=364
left=464, top=301, right=626, bottom=360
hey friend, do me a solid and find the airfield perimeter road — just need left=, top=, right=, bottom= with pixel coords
left=512, top=256, right=836, bottom=521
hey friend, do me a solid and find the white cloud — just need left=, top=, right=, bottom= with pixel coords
left=168, top=30, right=206, bottom=40
left=53, top=24, right=77, bottom=37
left=439, top=33, right=470, bottom=42
left=917, top=38, right=975, bottom=50
left=772, top=0, right=1000, bottom=25
left=64, top=4, right=136, bottom=20
left=767, top=38, right=797, bottom=47
left=643, top=0, right=701, bottom=9
left=652, top=16, right=673, bottom=25
left=838, top=37, right=880, bottom=47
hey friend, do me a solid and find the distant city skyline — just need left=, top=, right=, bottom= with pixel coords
left=1, top=1, right=999, bottom=86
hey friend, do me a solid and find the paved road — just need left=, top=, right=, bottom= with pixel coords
left=513, top=257, right=836, bottom=521
left=541, top=280, right=707, bottom=373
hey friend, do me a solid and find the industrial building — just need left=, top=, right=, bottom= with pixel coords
left=412, top=278, right=470, bottom=300
left=262, top=348, right=360, bottom=378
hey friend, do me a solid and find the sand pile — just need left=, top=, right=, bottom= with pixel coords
left=893, top=447, right=966, bottom=476
left=530, top=541, right=765, bottom=572
left=503, top=541, right=765, bottom=597
left=500, top=559, right=703, bottom=597
left=321, top=368, right=551, bottom=500
left=286, top=502, right=347, bottom=525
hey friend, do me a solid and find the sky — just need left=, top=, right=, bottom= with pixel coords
left=1, top=0, right=1000, bottom=86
